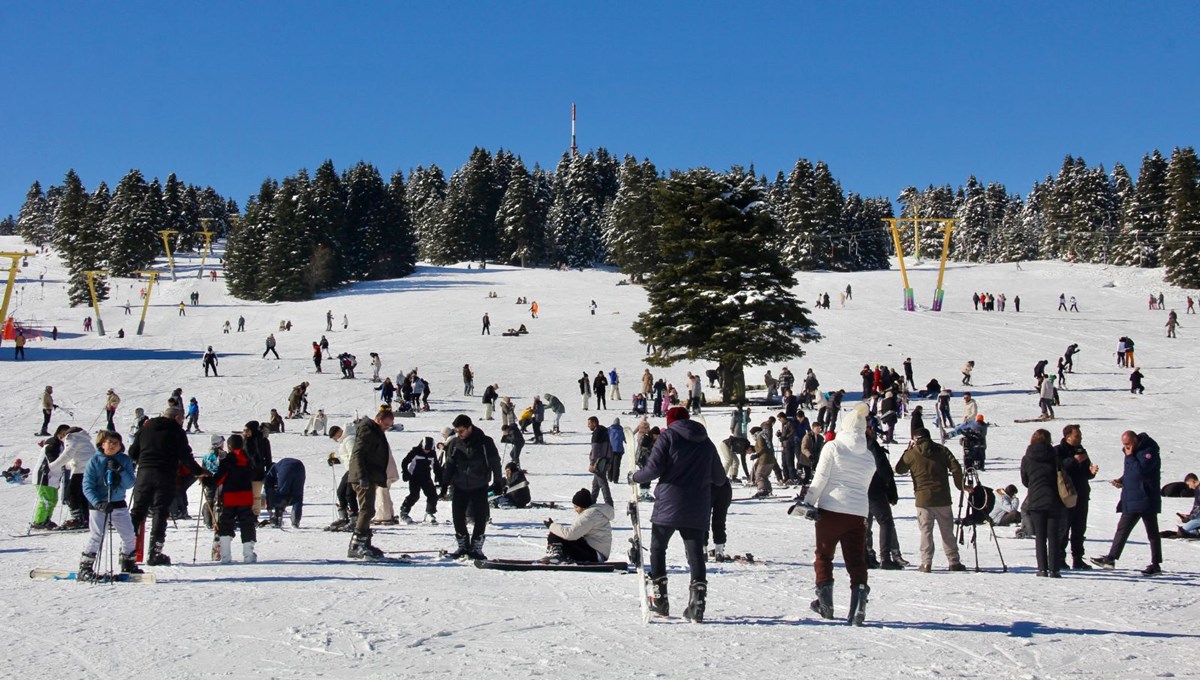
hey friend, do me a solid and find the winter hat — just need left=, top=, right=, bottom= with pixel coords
left=976, top=414, right=985, bottom=422
left=423, top=436, right=434, bottom=450
left=665, top=406, right=690, bottom=427
left=441, top=426, right=454, bottom=439
left=211, top=434, right=225, bottom=448
left=572, top=488, right=594, bottom=509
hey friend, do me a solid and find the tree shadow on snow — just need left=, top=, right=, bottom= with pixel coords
left=24, top=348, right=255, bottom=362
left=709, top=616, right=1200, bottom=639
left=315, top=268, right=494, bottom=299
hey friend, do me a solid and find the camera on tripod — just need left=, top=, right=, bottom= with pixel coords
left=955, top=466, right=1008, bottom=572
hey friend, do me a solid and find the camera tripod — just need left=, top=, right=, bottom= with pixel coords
left=955, top=467, right=1008, bottom=573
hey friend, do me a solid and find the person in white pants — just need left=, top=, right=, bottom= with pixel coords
left=78, top=432, right=142, bottom=579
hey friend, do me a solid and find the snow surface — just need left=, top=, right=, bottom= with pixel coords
left=2, top=235, right=1199, bottom=679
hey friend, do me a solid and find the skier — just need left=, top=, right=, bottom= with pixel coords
left=178, top=302, right=186, bottom=317
left=542, top=489, right=613, bottom=564
left=498, top=395, right=515, bottom=428
left=764, top=370, right=779, bottom=403
left=1063, top=343, right=1079, bottom=372
left=128, top=408, right=209, bottom=565
left=586, top=416, right=614, bottom=505
left=578, top=371, right=592, bottom=410
left=31, top=426, right=70, bottom=529
left=185, top=397, right=201, bottom=433
left=481, top=313, right=490, bottom=335
left=214, top=434, right=258, bottom=563
left=399, top=437, right=441, bottom=524
left=104, top=389, right=121, bottom=431
left=441, top=414, right=504, bottom=560
left=202, top=346, right=219, bottom=377
left=1091, top=431, right=1163, bottom=576
left=347, top=406, right=396, bottom=559
left=39, top=385, right=57, bottom=436
left=262, top=333, right=279, bottom=359
left=631, top=407, right=726, bottom=623
left=961, top=361, right=974, bottom=386
left=802, top=403, right=876, bottom=623
left=1014, top=295, right=1021, bottom=312
left=76, top=431, right=141, bottom=580
left=48, top=427, right=96, bottom=530
left=326, top=425, right=359, bottom=528
left=894, top=428, right=966, bottom=572
left=264, top=457, right=306, bottom=528
left=593, top=371, right=608, bottom=410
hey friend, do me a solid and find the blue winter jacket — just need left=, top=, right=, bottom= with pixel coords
left=632, top=419, right=727, bottom=530
left=82, top=452, right=137, bottom=507
left=265, top=457, right=306, bottom=510
left=609, top=419, right=626, bottom=454
left=1117, top=433, right=1162, bottom=514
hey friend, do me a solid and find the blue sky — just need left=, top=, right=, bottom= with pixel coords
left=1, top=2, right=1197, bottom=215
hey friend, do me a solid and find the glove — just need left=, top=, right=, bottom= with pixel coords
left=327, top=452, right=341, bottom=467
left=106, top=459, right=123, bottom=473
left=626, top=471, right=635, bottom=484
left=542, top=518, right=553, bottom=528
left=787, top=502, right=820, bottom=521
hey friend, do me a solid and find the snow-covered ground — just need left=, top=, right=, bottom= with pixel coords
left=2, top=234, right=1197, bottom=679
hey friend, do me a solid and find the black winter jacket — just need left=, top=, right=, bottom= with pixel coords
left=349, top=417, right=392, bottom=487
left=1054, top=440, right=1096, bottom=500
left=867, top=438, right=898, bottom=505
left=129, top=417, right=202, bottom=475
left=442, top=429, right=503, bottom=493
left=1021, top=441, right=1064, bottom=513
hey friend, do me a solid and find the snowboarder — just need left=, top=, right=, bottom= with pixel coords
left=441, top=414, right=504, bottom=560
left=631, top=407, right=726, bottom=623
left=1091, top=431, right=1162, bottom=576
left=342, top=314, right=348, bottom=330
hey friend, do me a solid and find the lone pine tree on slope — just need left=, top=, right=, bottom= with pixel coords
left=633, top=167, right=818, bottom=404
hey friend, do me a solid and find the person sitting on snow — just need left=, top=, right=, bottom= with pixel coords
left=542, top=488, right=613, bottom=563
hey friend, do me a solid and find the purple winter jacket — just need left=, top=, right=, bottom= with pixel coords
left=632, top=419, right=727, bottom=530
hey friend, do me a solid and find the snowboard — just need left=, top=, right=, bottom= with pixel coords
left=472, top=558, right=628, bottom=572
left=30, top=568, right=156, bottom=584
left=628, top=479, right=651, bottom=624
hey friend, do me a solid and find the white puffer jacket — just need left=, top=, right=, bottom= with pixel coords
left=805, top=404, right=876, bottom=517
left=549, top=504, right=614, bottom=560
left=49, top=430, right=95, bottom=474
left=337, top=422, right=357, bottom=467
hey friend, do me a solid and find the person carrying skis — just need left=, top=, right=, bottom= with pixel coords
left=542, top=488, right=614, bottom=564
left=800, top=403, right=877, bottom=623
left=347, top=406, right=396, bottom=559
left=399, top=437, right=441, bottom=524
left=77, top=431, right=141, bottom=580
left=441, top=414, right=504, bottom=560
left=202, top=346, right=219, bottom=377
left=101, top=389, right=121, bottom=431
left=214, top=434, right=258, bottom=563
left=631, top=406, right=726, bottom=623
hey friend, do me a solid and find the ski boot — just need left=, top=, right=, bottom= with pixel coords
left=270, top=508, right=283, bottom=529
left=865, top=551, right=881, bottom=569
left=540, top=543, right=567, bottom=565
left=120, top=552, right=144, bottom=574
left=683, top=581, right=707, bottom=623
left=348, top=533, right=384, bottom=560
left=649, top=576, right=669, bottom=617
left=398, top=512, right=415, bottom=525
left=847, top=584, right=870, bottom=626
left=146, top=541, right=172, bottom=566
left=424, top=513, right=438, bottom=525
left=242, top=541, right=257, bottom=563
left=468, top=536, right=488, bottom=561
left=77, top=552, right=96, bottom=582
left=810, top=581, right=834, bottom=619
left=446, top=534, right=471, bottom=560
left=219, top=536, right=233, bottom=564
left=58, top=518, right=87, bottom=531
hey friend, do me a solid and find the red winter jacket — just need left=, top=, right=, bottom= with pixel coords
left=216, top=449, right=254, bottom=507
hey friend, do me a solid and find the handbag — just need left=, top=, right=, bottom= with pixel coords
left=1056, top=459, right=1078, bottom=509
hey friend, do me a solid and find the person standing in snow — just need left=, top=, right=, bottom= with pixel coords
left=894, top=428, right=966, bottom=573
left=631, top=407, right=726, bottom=623
left=1054, top=424, right=1097, bottom=570
left=441, top=415, right=504, bottom=560
left=609, top=369, right=621, bottom=402
left=326, top=310, right=334, bottom=332
left=39, top=385, right=57, bottom=437
left=399, top=437, right=441, bottom=524
left=1091, top=431, right=1163, bottom=576
left=803, top=403, right=877, bottom=623
left=585, top=416, right=614, bottom=505
left=262, top=333, right=279, bottom=360
left=593, top=371, right=608, bottom=410
left=77, top=431, right=141, bottom=579
left=346, top=406, right=395, bottom=559
left=185, top=397, right=201, bottom=433
left=463, top=364, right=474, bottom=396
left=1069, top=296, right=1079, bottom=312
left=214, top=434, right=258, bottom=563
left=544, top=393, right=565, bottom=433
left=202, top=346, right=219, bottom=377
left=1057, top=293, right=1067, bottom=311
left=1020, top=429, right=1065, bottom=578
left=607, top=417, right=626, bottom=484
left=865, top=423, right=904, bottom=570
left=104, top=389, right=121, bottom=431
left=128, top=408, right=208, bottom=565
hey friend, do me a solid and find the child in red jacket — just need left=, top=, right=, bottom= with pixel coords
left=215, top=434, right=257, bottom=563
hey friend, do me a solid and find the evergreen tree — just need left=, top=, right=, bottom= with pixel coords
left=0, top=215, right=16, bottom=236
left=407, top=165, right=447, bottom=261
left=603, top=156, right=660, bottom=280
left=840, top=194, right=892, bottom=270
left=305, top=160, right=347, bottom=287
left=53, top=171, right=109, bottom=306
left=632, top=167, right=817, bottom=404
left=441, top=148, right=500, bottom=263
left=496, top=159, right=547, bottom=267
left=1115, top=151, right=1169, bottom=267
left=102, top=170, right=158, bottom=277
left=163, top=173, right=194, bottom=252
left=952, top=176, right=989, bottom=262
left=1162, top=147, right=1200, bottom=288
left=812, top=162, right=846, bottom=270
left=224, top=179, right=276, bottom=299
left=17, top=181, right=53, bottom=246
left=547, top=152, right=606, bottom=267
left=381, top=170, right=418, bottom=279
left=780, top=159, right=818, bottom=269
left=260, top=172, right=314, bottom=301
left=342, top=162, right=390, bottom=280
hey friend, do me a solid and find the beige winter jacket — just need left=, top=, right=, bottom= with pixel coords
left=549, top=504, right=615, bottom=560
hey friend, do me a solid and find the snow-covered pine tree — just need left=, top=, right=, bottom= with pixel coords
left=547, top=152, right=607, bottom=268
left=632, top=167, right=818, bottom=404
left=496, top=159, right=547, bottom=267
left=1064, top=164, right=1116, bottom=264
left=0, top=215, right=16, bottom=235
left=53, top=171, right=108, bottom=306
left=812, top=162, right=846, bottom=270
left=342, top=162, right=389, bottom=281
left=260, top=172, right=314, bottom=301
left=383, top=169, right=418, bottom=279
left=224, top=179, right=276, bottom=300
left=1114, top=151, right=1169, bottom=267
left=1162, top=147, right=1200, bottom=288
left=407, top=165, right=447, bottom=262
left=952, top=176, right=989, bottom=262
left=840, top=193, right=892, bottom=270
left=989, top=195, right=1028, bottom=262
left=102, top=170, right=157, bottom=277
left=780, top=159, right=818, bottom=269
left=17, top=181, right=53, bottom=247
left=306, top=160, right=347, bottom=288
left=603, top=155, right=659, bottom=281
left=163, top=173, right=194, bottom=253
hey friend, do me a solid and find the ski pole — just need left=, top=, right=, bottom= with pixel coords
left=192, top=488, right=204, bottom=563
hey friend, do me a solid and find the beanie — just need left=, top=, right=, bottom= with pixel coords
left=211, top=434, right=225, bottom=448
left=423, top=436, right=434, bottom=450
left=976, top=414, right=985, bottom=422
left=666, top=406, right=690, bottom=427
left=572, top=488, right=594, bottom=509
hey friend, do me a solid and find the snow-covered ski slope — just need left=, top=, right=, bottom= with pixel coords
left=2, top=235, right=1198, bottom=679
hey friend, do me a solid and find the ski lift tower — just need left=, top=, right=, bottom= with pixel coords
left=158, top=230, right=179, bottom=281
left=884, top=218, right=955, bottom=311
left=197, top=219, right=216, bottom=279
left=84, top=270, right=110, bottom=336
left=134, top=270, right=160, bottom=336
left=0, top=251, right=33, bottom=326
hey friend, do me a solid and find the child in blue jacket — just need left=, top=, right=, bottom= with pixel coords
left=79, top=431, right=140, bottom=580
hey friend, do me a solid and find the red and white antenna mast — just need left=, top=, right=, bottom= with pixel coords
left=570, top=103, right=578, bottom=157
